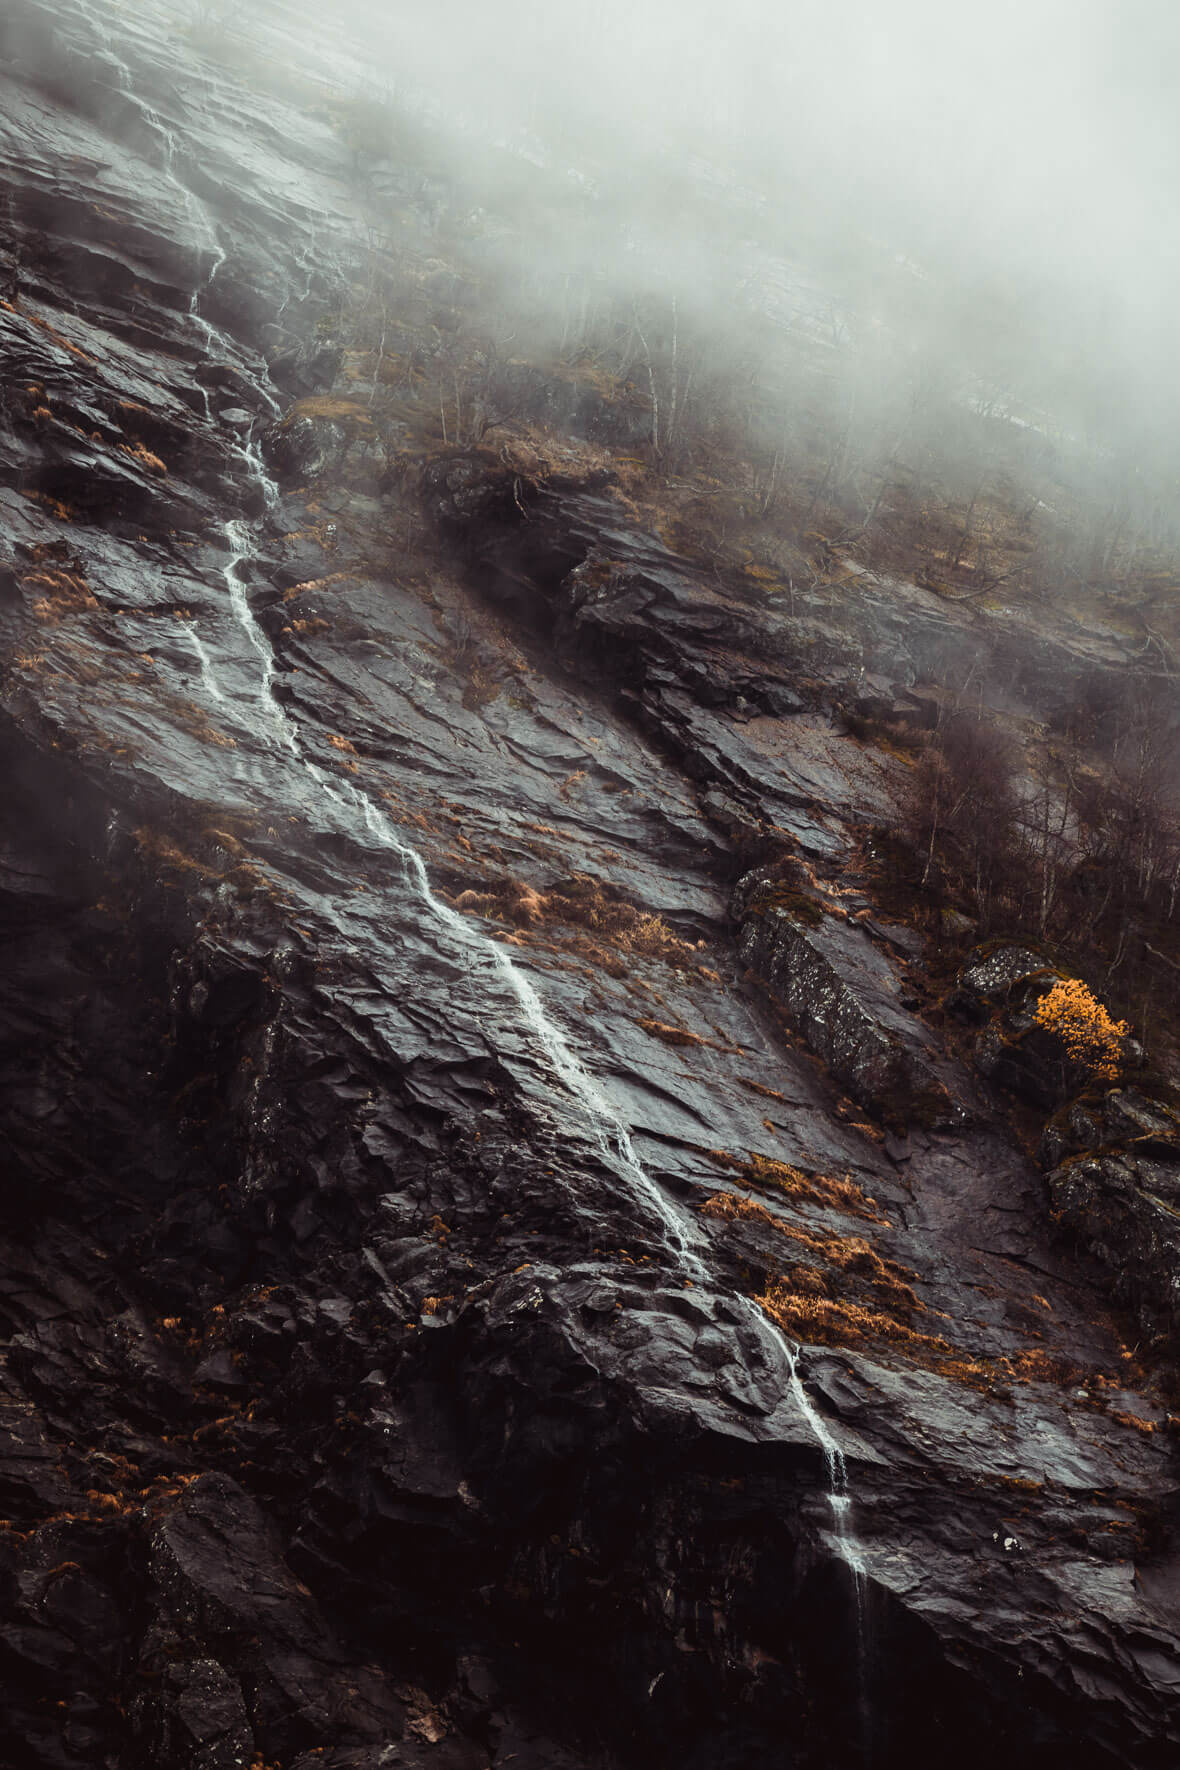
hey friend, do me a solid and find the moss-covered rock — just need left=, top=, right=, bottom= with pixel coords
left=735, top=869, right=959, bottom=1130
left=948, top=944, right=1059, bottom=1021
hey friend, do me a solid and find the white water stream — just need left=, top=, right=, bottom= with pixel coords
left=784, top=1342, right=872, bottom=1760
left=135, top=57, right=869, bottom=1707
left=216, top=458, right=703, bottom=1273
left=219, top=441, right=877, bottom=1752
left=184, top=624, right=224, bottom=703
left=208, top=262, right=876, bottom=1679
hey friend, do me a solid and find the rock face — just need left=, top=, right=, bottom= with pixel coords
left=948, top=944, right=1068, bottom=1106
left=1042, top=1090, right=1180, bottom=1359
left=951, top=948, right=1180, bottom=1362
left=1, top=5, right=1179, bottom=1770
left=734, top=867, right=958, bottom=1129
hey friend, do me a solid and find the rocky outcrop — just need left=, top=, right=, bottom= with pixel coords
left=1041, top=1090, right=1180, bottom=1358
left=734, top=868, right=958, bottom=1129
left=949, top=944, right=1073, bottom=1106
left=1, top=5, right=1179, bottom=1770
left=1048, top=1146, right=1180, bottom=1356
left=954, top=948, right=1180, bottom=1360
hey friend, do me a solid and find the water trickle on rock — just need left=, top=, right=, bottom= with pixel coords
left=784, top=1342, right=873, bottom=1761
left=205, top=392, right=706, bottom=1271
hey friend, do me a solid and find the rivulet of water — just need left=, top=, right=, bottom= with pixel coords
left=213, top=433, right=704, bottom=1271
left=783, top=1342, right=873, bottom=1764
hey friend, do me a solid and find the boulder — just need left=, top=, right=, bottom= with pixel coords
left=735, top=868, right=959, bottom=1129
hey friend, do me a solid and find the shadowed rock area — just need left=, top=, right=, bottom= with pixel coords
left=1, top=3, right=1179, bottom=1768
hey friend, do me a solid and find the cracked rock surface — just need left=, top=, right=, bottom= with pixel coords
left=0, top=3, right=1178, bottom=1768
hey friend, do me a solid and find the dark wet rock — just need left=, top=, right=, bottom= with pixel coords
left=948, top=946, right=1074, bottom=1108
left=1049, top=1150, right=1180, bottom=1356
left=1039, top=1097, right=1108, bottom=1168
left=972, top=1011, right=1066, bottom=1108
left=1, top=2, right=1179, bottom=1768
left=264, top=412, right=350, bottom=481
left=267, top=342, right=345, bottom=399
left=949, top=944, right=1058, bottom=1020
left=1039, top=1088, right=1180, bottom=1170
left=735, top=867, right=959, bottom=1129
left=1039, top=1090, right=1180, bottom=1355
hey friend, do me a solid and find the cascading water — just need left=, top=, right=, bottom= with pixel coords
left=183, top=623, right=224, bottom=704
left=212, top=430, right=704, bottom=1269
left=162, top=107, right=870, bottom=1715
left=219, top=428, right=881, bottom=1767
left=784, top=1342, right=873, bottom=1763
left=138, top=96, right=226, bottom=386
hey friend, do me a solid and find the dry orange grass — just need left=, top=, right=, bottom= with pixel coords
left=710, top=1149, right=887, bottom=1222
left=701, top=1191, right=921, bottom=1314
left=119, top=440, right=167, bottom=474
left=758, top=1279, right=953, bottom=1361
left=22, top=566, right=98, bottom=622
left=453, top=872, right=696, bottom=967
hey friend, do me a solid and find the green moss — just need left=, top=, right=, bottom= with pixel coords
left=754, top=883, right=824, bottom=928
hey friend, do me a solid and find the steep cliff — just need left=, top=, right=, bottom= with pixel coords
left=1, top=5, right=1178, bottom=1768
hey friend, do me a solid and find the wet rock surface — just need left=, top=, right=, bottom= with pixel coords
left=0, top=4, right=1178, bottom=1769
left=1040, top=1090, right=1180, bottom=1360
left=734, top=866, right=958, bottom=1128
left=951, top=947, right=1180, bottom=1359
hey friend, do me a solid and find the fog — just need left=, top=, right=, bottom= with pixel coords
left=344, top=4, right=1175, bottom=373
left=255, top=0, right=1180, bottom=582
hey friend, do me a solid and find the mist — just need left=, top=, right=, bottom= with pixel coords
left=332, top=0, right=1180, bottom=421
left=206, top=0, right=1180, bottom=598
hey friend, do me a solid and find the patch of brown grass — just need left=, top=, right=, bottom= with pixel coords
left=134, top=828, right=221, bottom=879
left=737, top=1076, right=793, bottom=1104
left=281, top=571, right=352, bottom=602
left=638, top=1018, right=707, bottom=1048
left=133, top=827, right=278, bottom=901
left=710, top=1149, right=887, bottom=1222
left=1109, top=1408, right=1157, bottom=1435
left=119, top=440, right=167, bottom=475
left=22, top=489, right=76, bottom=522
left=451, top=872, right=696, bottom=967
left=21, top=566, right=97, bottom=621
left=757, top=1275, right=1158, bottom=1410
left=636, top=1016, right=743, bottom=1054
left=759, top=1280, right=952, bottom=1361
left=154, top=689, right=237, bottom=751
left=701, top=1192, right=921, bottom=1315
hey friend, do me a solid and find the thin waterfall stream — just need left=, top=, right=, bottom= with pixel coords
left=222, top=434, right=880, bottom=1762
left=217, top=317, right=878, bottom=1725
left=184, top=182, right=876, bottom=1724
left=215, top=439, right=704, bottom=1273
left=784, top=1342, right=873, bottom=1761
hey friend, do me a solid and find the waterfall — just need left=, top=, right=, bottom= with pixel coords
left=143, top=83, right=868, bottom=1719
left=784, top=1342, right=873, bottom=1763
left=183, top=624, right=224, bottom=703
left=152, top=89, right=863, bottom=1697
left=183, top=391, right=702, bottom=1270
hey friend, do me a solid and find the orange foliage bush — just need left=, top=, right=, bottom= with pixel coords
left=1032, top=978, right=1128, bottom=1083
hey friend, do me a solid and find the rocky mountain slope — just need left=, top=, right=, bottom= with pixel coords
left=1, top=3, right=1178, bottom=1767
